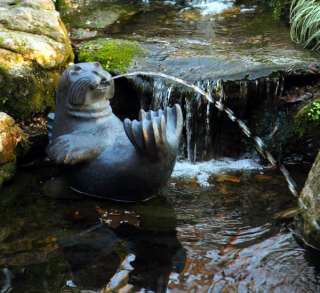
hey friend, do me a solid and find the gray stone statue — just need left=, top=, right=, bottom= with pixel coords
left=47, top=62, right=183, bottom=202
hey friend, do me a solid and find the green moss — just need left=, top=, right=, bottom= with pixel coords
left=294, top=99, right=320, bottom=137
left=78, top=38, right=143, bottom=73
left=0, top=62, right=62, bottom=119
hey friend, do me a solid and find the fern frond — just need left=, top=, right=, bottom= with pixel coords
left=290, top=0, right=320, bottom=50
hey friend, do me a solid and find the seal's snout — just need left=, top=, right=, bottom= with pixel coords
left=100, top=77, right=110, bottom=86
left=89, top=70, right=113, bottom=91
left=93, top=77, right=112, bottom=92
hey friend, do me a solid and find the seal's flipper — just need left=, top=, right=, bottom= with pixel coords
left=124, top=104, right=183, bottom=159
left=47, top=133, right=103, bottom=165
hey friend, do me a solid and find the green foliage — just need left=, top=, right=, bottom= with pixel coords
left=0, top=62, right=59, bottom=119
left=270, top=0, right=290, bottom=19
left=306, top=99, right=320, bottom=121
left=294, top=99, right=320, bottom=136
left=78, top=38, right=143, bottom=74
left=290, top=0, right=320, bottom=50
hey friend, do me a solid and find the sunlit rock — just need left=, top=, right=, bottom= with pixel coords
left=0, top=0, right=73, bottom=118
left=0, top=112, right=25, bottom=188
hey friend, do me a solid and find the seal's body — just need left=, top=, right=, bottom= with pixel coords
left=47, top=62, right=183, bottom=202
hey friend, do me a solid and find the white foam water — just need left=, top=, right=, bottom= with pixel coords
left=190, top=0, right=235, bottom=15
left=173, top=158, right=263, bottom=187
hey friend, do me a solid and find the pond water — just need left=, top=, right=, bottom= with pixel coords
left=62, top=0, right=317, bottom=78
left=1, top=160, right=320, bottom=292
left=1, top=0, right=319, bottom=292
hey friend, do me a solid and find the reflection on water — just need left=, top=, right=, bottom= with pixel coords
left=1, top=161, right=320, bottom=292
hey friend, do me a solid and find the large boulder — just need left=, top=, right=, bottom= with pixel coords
left=0, top=0, right=74, bottom=119
left=0, top=112, right=25, bottom=188
left=299, top=151, right=320, bottom=248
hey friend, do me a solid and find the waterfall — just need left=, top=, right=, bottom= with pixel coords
left=148, top=78, right=219, bottom=161
left=127, top=76, right=284, bottom=162
left=112, top=72, right=297, bottom=197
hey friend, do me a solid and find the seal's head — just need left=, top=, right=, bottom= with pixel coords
left=57, top=62, right=114, bottom=116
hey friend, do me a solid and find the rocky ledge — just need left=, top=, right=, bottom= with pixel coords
left=0, top=0, right=73, bottom=119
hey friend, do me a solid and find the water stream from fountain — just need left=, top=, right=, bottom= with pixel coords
left=112, top=72, right=302, bottom=201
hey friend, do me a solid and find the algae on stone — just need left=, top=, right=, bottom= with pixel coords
left=78, top=38, right=143, bottom=73
left=294, top=98, right=320, bottom=137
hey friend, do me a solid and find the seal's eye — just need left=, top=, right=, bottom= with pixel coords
left=94, top=62, right=101, bottom=67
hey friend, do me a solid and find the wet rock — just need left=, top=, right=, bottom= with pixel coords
left=0, top=112, right=25, bottom=188
left=279, top=97, right=320, bottom=162
left=57, top=0, right=140, bottom=38
left=298, top=152, right=320, bottom=249
left=70, top=28, right=98, bottom=41
left=0, top=0, right=73, bottom=118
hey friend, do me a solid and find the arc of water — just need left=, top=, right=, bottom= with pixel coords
left=111, top=72, right=300, bottom=199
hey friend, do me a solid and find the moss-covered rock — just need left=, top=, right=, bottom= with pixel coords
left=78, top=38, right=143, bottom=74
left=294, top=98, right=320, bottom=137
left=0, top=0, right=74, bottom=119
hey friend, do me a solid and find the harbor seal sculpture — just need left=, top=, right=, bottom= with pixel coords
left=47, top=62, right=183, bottom=202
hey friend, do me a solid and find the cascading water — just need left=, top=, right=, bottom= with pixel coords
left=126, top=74, right=286, bottom=162
left=189, top=0, right=235, bottom=15
left=111, top=72, right=299, bottom=199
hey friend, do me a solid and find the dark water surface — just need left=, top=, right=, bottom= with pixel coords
left=1, top=161, right=320, bottom=292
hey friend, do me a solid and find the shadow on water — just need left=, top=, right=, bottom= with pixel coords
left=1, top=162, right=320, bottom=292
left=0, top=165, right=185, bottom=292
